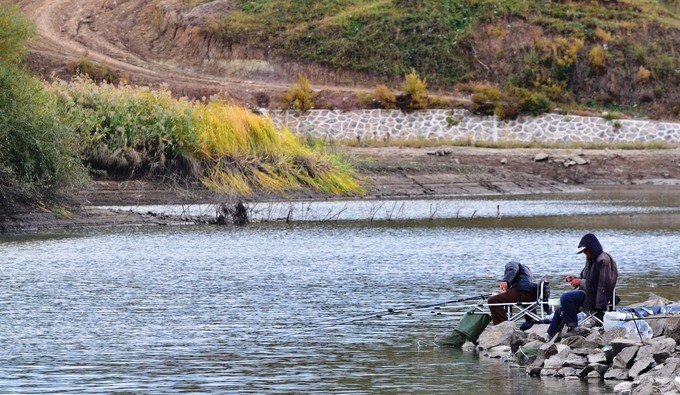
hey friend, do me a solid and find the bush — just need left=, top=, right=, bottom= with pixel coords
left=280, top=74, right=316, bottom=113
left=470, top=85, right=502, bottom=116
left=398, top=69, right=427, bottom=110
left=0, top=5, right=87, bottom=211
left=0, top=66, right=88, bottom=210
left=588, top=46, right=607, bottom=69
left=373, top=84, right=397, bottom=109
left=0, top=5, right=35, bottom=65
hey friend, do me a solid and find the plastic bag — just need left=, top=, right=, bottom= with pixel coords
left=603, top=311, right=653, bottom=341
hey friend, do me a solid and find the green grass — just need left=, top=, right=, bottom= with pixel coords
left=190, top=0, right=680, bottom=118
left=55, top=78, right=364, bottom=197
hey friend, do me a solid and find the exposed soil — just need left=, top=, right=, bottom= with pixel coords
left=2, top=0, right=680, bottom=232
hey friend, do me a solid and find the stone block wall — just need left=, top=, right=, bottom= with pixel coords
left=262, top=109, right=680, bottom=145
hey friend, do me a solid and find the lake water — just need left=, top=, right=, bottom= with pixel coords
left=2, top=185, right=680, bottom=394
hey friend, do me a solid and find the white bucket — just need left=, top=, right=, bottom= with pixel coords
left=548, top=298, right=561, bottom=308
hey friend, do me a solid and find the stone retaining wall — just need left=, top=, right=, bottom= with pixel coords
left=263, top=109, right=680, bottom=145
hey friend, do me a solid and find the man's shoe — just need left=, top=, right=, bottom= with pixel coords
left=561, top=326, right=587, bottom=338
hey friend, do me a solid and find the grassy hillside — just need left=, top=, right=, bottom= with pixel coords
left=200, top=0, right=680, bottom=119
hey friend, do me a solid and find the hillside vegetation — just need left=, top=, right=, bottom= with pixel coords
left=165, top=0, right=680, bottom=119
left=0, top=4, right=362, bottom=215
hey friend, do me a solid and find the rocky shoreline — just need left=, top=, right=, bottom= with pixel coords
left=466, top=295, right=680, bottom=394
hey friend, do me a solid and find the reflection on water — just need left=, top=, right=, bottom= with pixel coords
left=1, top=186, right=679, bottom=393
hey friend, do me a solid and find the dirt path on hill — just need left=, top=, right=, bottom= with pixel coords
left=6, top=0, right=402, bottom=105
left=2, top=0, right=680, bottom=232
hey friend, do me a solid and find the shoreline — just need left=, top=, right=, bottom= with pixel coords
left=2, top=146, right=679, bottom=234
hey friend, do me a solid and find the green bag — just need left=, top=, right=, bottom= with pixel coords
left=435, top=331, right=467, bottom=347
left=454, top=310, right=492, bottom=342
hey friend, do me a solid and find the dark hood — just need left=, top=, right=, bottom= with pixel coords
left=579, top=233, right=603, bottom=260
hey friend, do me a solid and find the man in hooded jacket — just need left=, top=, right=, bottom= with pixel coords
left=547, top=233, right=618, bottom=337
left=487, top=261, right=537, bottom=325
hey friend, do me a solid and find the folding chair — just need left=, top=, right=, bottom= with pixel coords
left=578, top=288, right=619, bottom=327
left=477, top=279, right=552, bottom=322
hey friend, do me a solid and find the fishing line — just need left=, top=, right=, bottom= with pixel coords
left=316, top=294, right=492, bottom=328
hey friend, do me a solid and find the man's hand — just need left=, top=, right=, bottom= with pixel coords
left=500, top=281, right=508, bottom=291
left=565, top=275, right=575, bottom=282
left=570, top=278, right=581, bottom=288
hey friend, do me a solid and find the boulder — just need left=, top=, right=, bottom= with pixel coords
left=613, top=381, right=632, bottom=394
left=637, top=336, right=676, bottom=363
left=484, top=345, right=512, bottom=358
left=578, top=363, right=609, bottom=379
left=661, top=317, right=680, bottom=344
left=587, top=352, right=608, bottom=365
left=564, top=353, right=589, bottom=368
left=628, top=356, right=656, bottom=379
left=476, top=320, right=516, bottom=350
left=543, top=345, right=572, bottom=369
left=572, top=156, right=588, bottom=165
left=534, top=153, right=550, bottom=162
left=612, top=345, right=639, bottom=370
left=524, top=323, right=550, bottom=342
left=604, top=368, right=629, bottom=380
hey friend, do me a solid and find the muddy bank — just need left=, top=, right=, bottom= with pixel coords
left=2, top=146, right=679, bottom=233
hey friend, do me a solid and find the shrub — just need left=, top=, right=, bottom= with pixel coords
left=470, top=85, right=502, bottom=116
left=0, top=5, right=35, bottom=64
left=0, top=5, right=87, bottom=211
left=280, top=74, right=316, bottom=113
left=588, top=46, right=607, bottom=69
left=636, top=66, right=651, bottom=83
left=0, top=66, right=88, bottom=210
left=517, top=89, right=552, bottom=116
left=594, top=27, right=612, bottom=43
left=398, top=69, right=427, bottom=110
left=74, top=57, right=117, bottom=83
left=373, top=84, right=397, bottom=109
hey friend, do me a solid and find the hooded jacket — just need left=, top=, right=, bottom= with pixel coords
left=579, top=233, right=618, bottom=311
left=502, top=261, right=536, bottom=293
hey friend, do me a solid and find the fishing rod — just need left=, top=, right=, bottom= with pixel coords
left=319, top=293, right=492, bottom=327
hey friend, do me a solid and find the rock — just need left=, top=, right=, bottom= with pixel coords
left=500, top=157, right=507, bottom=165
left=484, top=345, right=512, bottom=358
left=526, top=354, right=546, bottom=376
left=476, top=320, right=516, bottom=350
left=572, top=156, right=588, bottom=165
left=661, top=317, right=680, bottom=343
left=647, top=318, right=666, bottom=338
left=652, top=357, right=680, bottom=378
left=630, top=374, right=654, bottom=394
left=587, top=352, right=608, bottom=365
left=578, top=363, right=609, bottom=379
left=573, top=347, right=602, bottom=356
left=612, top=345, right=639, bottom=369
left=675, top=376, right=680, bottom=392
left=604, top=368, right=629, bottom=380
left=558, top=366, right=579, bottom=377
left=637, top=336, right=676, bottom=363
left=564, top=353, right=589, bottom=368
left=543, top=345, right=572, bottom=369
left=540, top=368, right=559, bottom=377
left=613, top=381, right=632, bottom=394
left=461, top=341, right=476, bottom=351
left=534, top=153, right=550, bottom=162
left=629, top=356, right=656, bottom=379
left=524, top=323, right=550, bottom=342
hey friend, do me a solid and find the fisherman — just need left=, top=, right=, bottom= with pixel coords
left=547, top=233, right=618, bottom=338
left=487, top=261, right=537, bottom=325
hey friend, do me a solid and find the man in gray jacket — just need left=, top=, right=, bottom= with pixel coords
left=547, top=233, right=618, bottom=337
left=487, top=261, right=537, bottom=325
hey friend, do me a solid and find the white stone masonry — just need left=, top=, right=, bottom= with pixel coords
left=262, top=109, right=680, bottom=144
